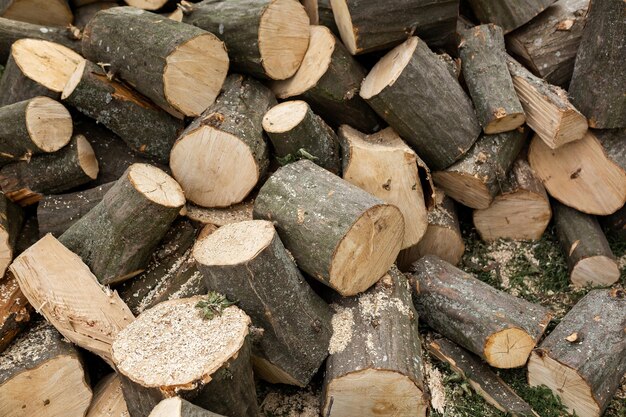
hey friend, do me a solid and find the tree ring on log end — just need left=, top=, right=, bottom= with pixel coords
left=360, top=37, right=417, bottom=100
left=262, top=100, right=309, bottom=133
left=571, top=256, right=620, bottom=287
left=484, top=327, right=534, bottom=368
left=76, top=135, right=99, bottom=180
left=484, top=112, right=526, bottom=135
left=127, top=163, right=185, bottom=208
left=25, top=97, right=73, bottom=152
left=329, top=0, right=358, bottom=55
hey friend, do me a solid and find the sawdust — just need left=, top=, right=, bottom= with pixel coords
left=328, top=305, right=354, bottom=355
left=0, top=321, right=63, bottom=375
left=260, top=387, right=320, bottom=417
left=479, top=239, right=540, bottom=290
left=424, top=361, right=447, bottom=413
left=358, top=290, right=410, bottom=321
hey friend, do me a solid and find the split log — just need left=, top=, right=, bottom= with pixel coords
left=528, top=289, right=626, bottom=417
left=0, top=39, right=84, bottom=106
left=473, top=158, right=551, bottom=241
left=124, top=0, right=169, bottom=10
left=183, top=0, right=310, bottom=81
left=0, top=134, right=99, bottom=206
left=253, top=160, right=404, bottom=296
left=0, top=272, right=32, bottom=353
left=9, top=234, right=135, bottom=363
left=59, top=163, right=185, bottom=285
left=506, top=55, right=587, bottom=148
left=506, top=0, right=589, bottom=87
left=409, top=256, right=553, bottom=368
left=569, top=0, right=626, bottom=128
left=432, top=128, right=526, bottom=209
left=330, top=0, right=458, bottom=54
left=170, top=74, right=275, bottom=208
left=528, top=131, right=626, bottom=215
left=271, top=25, right=380, bottom=132
left=185, top=200, right=253, bottom=227
left=194, top=220, right=332, bottom=387
left=428, top=338, right=539, bottom=417
left=360, top=37, right=481, bottom=170
left=0, top=97, right=72, bottom=166
left=322, top=267, right=428, bottom=417
left=150, top=398, right=226, bottom=417
left=467, top=0, right=557, bottom=33
left=87, top=374, right=129, bottom=417
left=82, top=6, right=229, bottom=117
left=459, top=24, right=525, bottom=134
left=552, top=201, right=620, bottom=286
left=262, top=100, right=341, bottom=174
left=62, top=60, right=184, bottom=163
left=74, top=1, right=118, bottom=28
left=0, top=321, right=92, bottom=417
left=0, top=0, right=72, bottom=26
left=0, top=193, right=22, bottom=276
left=339, top=125, right=428, bottom=249
left=112, top=297, right=258, bottom=417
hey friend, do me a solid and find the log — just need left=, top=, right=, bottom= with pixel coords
left=568, top=0, right=626, bottom=128
left=506, top=55, right=587, bottom=149
left=112, top=297, right=258, bottom=417
left=0, top=272, right=32, bottom=353
left=0, top=96, right=72, bottom=166
left=467, top=0, right=557, bottom=33
left=262, top=100, right=341, bottom=174
left=13, top=213, right=37, bottom=255
left=428, top=338, right=539, bottom=417
left=318, top=0, right=338, bottom=35
left=360, top=37, right=481, bottom=171
left=170, top=74, right=275, bottom=208
left=82, top=6, right=229, bottom=117
left=194, top=220, right=332, bottom=387
left=330, top=0, right=458, bottom=54
left=62, top=60, right=184, bottom=163
left=506, top=0, right=590, bottom=87
left=184, top=200, right=253, bottom=227
left=322, top=266, right=428, bottom=417
left=74, top=1, right=118, bottom=29
left=473, top=158, right=551, bottom=241
left=602, top=204, right=626, bottom=241
left=0, top=193, right=22, bottom=276
left=150, top=398, right=226, bottom=417
left=552, top=201, right=620, bottom=286
left=124, top=0, right=169, bottom=10
left=459, top=24, right=525, bottom=134
left=183, top=0, right=310, bottom=81
left=528, top=131, right=626, bottom=215
left=300, top=0, right=317, bottom=24
left=432, top=128, right=526, bottom=209
left=0, top=134, right=99, bottom=206
left=528, top=289, right=626, bottom=417
left=339, top=125, right=428, bottom=249
left=271, top=25, right=380, bottom=133
left=0, top=321, right=92, bottom=417
left=0, top=0, right=72, bottom=26
left=253, top=160, right=404, bottom=296
left=59, top=163, right=185, bottom=285
left=86, top=374, right=129, bottom=417
left=409, top=256, right=553, bottom=368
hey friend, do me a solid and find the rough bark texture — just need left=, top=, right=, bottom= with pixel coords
left=0, top=272, right=32, bottom=353
left=569, top=0, right=626, bottom=128
left=467, top=0, right=557, bottom=33
left=0, top=53, right=57, bottom=106
left=602, top=204, right=626, bottom=241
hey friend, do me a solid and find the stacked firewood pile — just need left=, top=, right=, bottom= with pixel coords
left=0, top=0, right=624, bottom=417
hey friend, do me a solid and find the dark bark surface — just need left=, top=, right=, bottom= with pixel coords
left=467, top=0, right=557, bottom=33
left=0, top=54, right=57, bottom=106
left=595, top=128, right=626, bottom=173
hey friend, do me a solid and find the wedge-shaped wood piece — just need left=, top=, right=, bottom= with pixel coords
left=0, top=0, right=73, bottom=26
left=467, top=0, right=557, bottom=33
left=149, top=397, right=225, bottom=417
left=86, top=374, right=129, bottom=417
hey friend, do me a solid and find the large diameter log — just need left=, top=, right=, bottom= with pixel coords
left=568, top=0, right=626, bottom=128
left=339, top=125, right=428, bottom=249
left=59, top=164, right=185, bottom=285
left=409, top=256, right=553, bottom=368
left=87, top=374, right=129, bottom=417
left=528, top=289, right=626, bottom=417
left=150, top=398, right=226, bottom=417
left=170, top=74, right=274, bottom=208
left=0, top=272, right=32, bottom=353
left=194, top=220, right=332, bottom=387
left=112, top=298, right=258, bottom=417
left=0, top=0, right=72, bottom=26
left=360, top=37, right=481, bottom=171
left=82, top=6, right=229, bottom=117
left=0, top=193, right=22, bottom=276
left=0, top=134, right=99, bottom=206
left=253, top=160, right=404, bottom=296
left=467, top=0, right=557, bottom=33
left=0, top=321, right=92, bottom=417
left=506, top=0, right=589, bottom=87
left=459, top=25, right=525, bottom=134
left=183, top=0, right=310, bottom=81
left=271, top=25, right=380, bottom=132
left=322, top=267, right=428, bottom=417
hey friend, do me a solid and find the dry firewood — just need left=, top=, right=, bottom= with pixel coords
left=322, top=266, right=428, bottom=417
left=360, top=37, right=481, bottom=170
left=569, top=0, right=625, bottom=128
left=339, top=125, right=428, bottom=249
left=170, top=74, right=275, bottom=208
left=409, top=256, right=553, bottom=368
left=73, top=1, right=118, bottom=28
left=124, top=0, right=169, bottom=10
left=150, top=397, right=226, bottom=417
left=271, top=25, right=380, bottom=132
left=528, top=131, right=626, bottom=215
left=506, top=0, right=589, bottom=87
left=602, top=204, right=626, bottom=241
left=184, top=200, right=253, bottom=227
left=506, top=55, right=587, bottom=149
left=0, top=0, right=72, bottom=26
left=317, top=0, right=338, bottom=35
left=262, top=100, right=341, bottom=174
left=528, top=289, right=626, bottom=417
left=72, top=0, right=112, bottom=6
left=300, top=0, right=317, bottom=24
left=112, top=297, right=258, bottom=417
left=194, top=220, right=332, bottom=387
left=86, top=374, right=129, bottom=417
left=0, top=134, right=99, bottom=206
left=82, top=6, right=229, bottom=117
left=183, top=0, right=309, bottom=81
left=59, top=163, right=185, bottom=285
left=473, top=158, right=551, bottom=241
left=467, top=0, right=557, bottom=33
left=428, top=338, right=539, bottom=417
left=0, top=193, right=22, bottom=275
left=0, top=321, right=92, bottom=417
left=0, top=272, right=31, bottom=353
left=253, top=160, right=404, bottom=296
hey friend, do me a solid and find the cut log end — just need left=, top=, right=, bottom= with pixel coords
left=262, top=100, right=309, bottom=133
left=571, top=256, right=620, bottom=287
left=484, top=112, right=526, bottom=135
left=329, top=0, right=357, bottom=54
left=76, top=135, right=99, bottom=180
left=124, top=0, right=169, bottom=11
left=25, top=97, right=73, bottom=152
left=432, top=171, right=492, bottom=209
left=414, top=225, right=465, bottom=266
left=484, top=327, right=535, bottom=369
left=360, top=37, right=417, bottom=100
left=149, top=397, right=182, bottom=417
left=127, top=163, right=185, bottom=208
